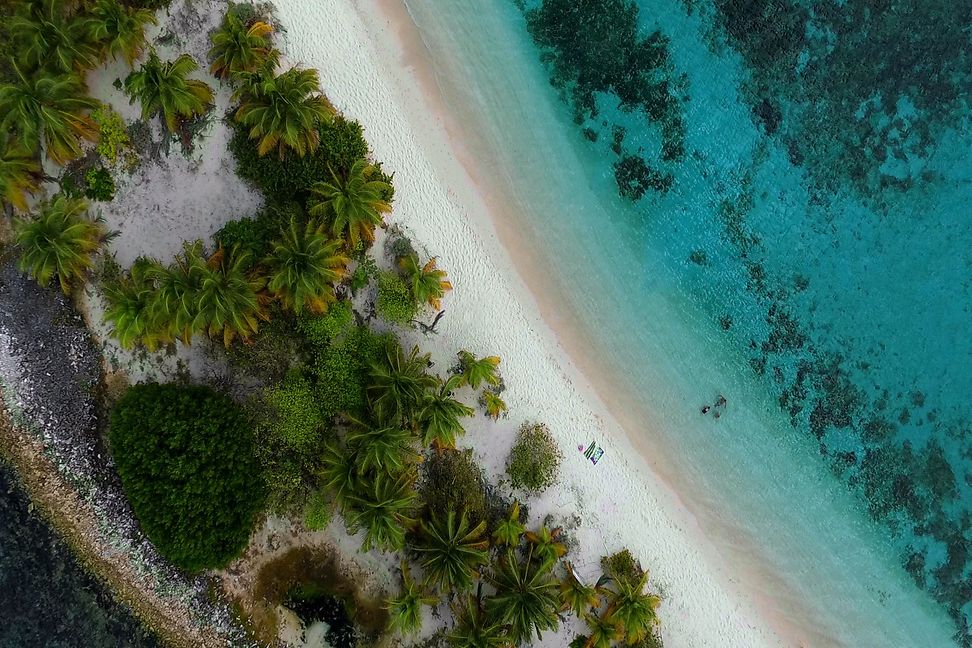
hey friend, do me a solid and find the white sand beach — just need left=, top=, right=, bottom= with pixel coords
left=267, top=0, right=794, bottom=645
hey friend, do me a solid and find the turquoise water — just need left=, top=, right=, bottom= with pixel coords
left=402, top=0, right=971, bottom=645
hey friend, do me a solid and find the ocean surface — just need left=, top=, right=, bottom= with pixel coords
left=401, top=0, right=972, bottom=645
left=0, top=461, right=160, bottom=648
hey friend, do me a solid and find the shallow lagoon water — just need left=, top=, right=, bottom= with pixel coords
left=401, top=0, right=971, bottom=644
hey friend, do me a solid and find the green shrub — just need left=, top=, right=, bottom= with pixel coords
left=225, top=309, right=301, bottom=383
left=602, top=548, right=642, bottom=586
left=375, top=270, right=416, bottom=325
left=214, top=204, right=301, bottom=262
left=84, top=167, right=116, bottom=201
left=109, top=383, right=264, bottom=571
left=229, top=117, right=394, bottom=203
left=298, top=300, right=354, bottom=347
left=312, top=325, right=392, bottom=420
left=92, top=106, right=130, bottom=164
left=506, top=422, right=562, bottom=493
left=265, top=373, right=324, bottom=449
left=350, top=255, right=377, bottom=294
left=419, top=448, right=487, bottom=523
left=303, top=489, right=333, bottom=531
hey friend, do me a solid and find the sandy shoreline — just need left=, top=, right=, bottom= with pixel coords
left=271, top=0, right=808, bottom=645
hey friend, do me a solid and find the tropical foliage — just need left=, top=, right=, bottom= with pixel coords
left=85, top=0, right=156, bottom=64
left=0, top=67, right=98, bottom=164
left=14, top=196, right=104, bottom=294
left=458, top=350, right=501, bottom=389
left=449, top=594, right=509, bottom=648
left=399, top=252, right=451, bottom=310
left=367, top=343, right=436, bottom=422
left=487, top=546, right=560, bottom=645
left=482, top=389, right=508, bottom=420
left=492, top=500, right=525, bottom=547
left=348, top=468, right=418, bottom=552
left=525, top=525, right=567, bottom=565
left=386, top=561, right=436, bottom=636
left=0, top=141, right=41, bottom=211
left=265, top=217, right=347, bottom=314
left=208, top=6, right=275, bottom=81
left=604, top=571, right=661, bottom=645
left=309, top=158, right=392, bottom=246
left=235, top=66, right=332, bottom=158
left=11, top=0, right=98, bottom=73
left=416, top=374, right=474, bottom=448
left=125, top=51, right=213, bottom=133
left=559, top=562, right=602, bottom=617
left=415, top=510, right=489, bottom=593
left=507, top=422, right=563, bottom=493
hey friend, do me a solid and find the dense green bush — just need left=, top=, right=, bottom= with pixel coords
left=84, top=167, right=116, bottom=201
left=214, top=203, right=303, bottom=263
left=92, top=106, right=130, bottom=164
left=109, top=383, right=264, bottom=571
left=419, top=448, right=487, bottom=523
left=375, top=270, right=416, bottom=325
left=229, top=117, right=394, bottom=203
left=311, top=324, right=391, bottom=420
left=265, top=373, right=324, bottom=449
left=303, top=489, right=333, bottom=531
left=298, top=300, right=354, bottom=347
left=602, top=548, right=643, bottom=586
left=506, top=422, right=562, bottom=493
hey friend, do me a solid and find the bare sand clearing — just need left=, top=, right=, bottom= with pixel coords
left=268, top=0, right=793, bottom=645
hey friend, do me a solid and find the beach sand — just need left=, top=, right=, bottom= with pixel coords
left=269, top=0, right=799, bottom=645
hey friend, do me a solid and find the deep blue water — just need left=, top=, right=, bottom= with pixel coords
left=0, top=462, right=161, bottom=648
left=399, top=0, right=971, bottom=644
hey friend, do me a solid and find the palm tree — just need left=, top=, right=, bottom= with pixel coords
left=524, top=525, right=567, bottom=565
left=604, top=571, right=661, bottom=645
left=481, top=390, right=508, bottom=421
left=318, top=441, right=359, bottom=514
left=11, top=0, right=98, bottom=73
left=208, top=7, right=275, bottom=80
left=0, top=142, right=41, bottom=212
left=457, top=350, right=501, bottom=389
left=0, top=67, right=99, bottom=164
left=14, top=196, right=104, bottom=294
left=265, top=218, right=348, bottom=314
left=145, top=244, right=206, bottom=344
left=349, top=469, right=418, bottom=552
left=583, top=612, right=621, bottom=648
left=399, top=253, right=451, bottom=310
left=415, top=510, right=489, bottom=593
left=346, top=416, right=420, bottom=477
left=235, top=66, right=332, bottom=158
left=85, top=0, right=156, bottom=65
left=491, top=500, right=524, bottom=547
left=125, top=51, right=213, bottom=133
left=386, top=561, right=437, bottom=636
left=449, top=593, right=510, bottom=648
left=416, top=375, right=474, bottom=448
left=558, top=562, right=601, bottom=617
left=103, top=258, right=164, bottom=350
left=486, top=546, right=559, bottom=645
left=309, top=159, right=391, bottom=247
left=193, top=246, right=266, bottom=346
left=367, top=343, right=436, bottom=422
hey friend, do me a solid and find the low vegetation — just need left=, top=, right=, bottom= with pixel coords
left=507, top=422, right=563, bottom=492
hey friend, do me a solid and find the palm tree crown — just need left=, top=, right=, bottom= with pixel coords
left=345, top=416, right=420, bottom=477
left=85, top=0, right=156, bottom=65
left=524, top=525, right=567, bottom=565
left=208, top=8, right=275, bottom=80
left=349, top=469, right=418, bottom=552
left=449, top=594, right=509, bottom=648
left=192, top=246, right=266, bottom=347
left=604, top=571, right=661, bottom=645
left=416, top=375, right=474, bottom=448
left=558, top=562, right=602, bottom=617
left=235, top=66, right=332, bottom=158
left=11, top=0, right=98, bottom=73
left=415, top=510, right=489, bottom=593
left=103, top=258, right=163, bottom=350
left=486, top=547, right=560, bottom=645
left=125, top=51, right=213, bottom=133
left=309, top=159, right=392, bottom=247
left=367, top=343, right=436, bottom=423
left=399, top=253, right=452, bottom=310
left=0, top=67, right=99, bottom=164
left=458, top=350, right=501, bottom=389
left=14, top=196, right=104, bottom=294
left=386, top=561, right=437, bottom=636
left=265, top=217, right=347, bottom=314
left=0, top=141, right=42, bottom=212
left=491, top=500, right=525, bottom=547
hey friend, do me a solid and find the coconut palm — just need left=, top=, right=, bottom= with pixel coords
left=349, top=468, right=418, bottom=552
left=457, top=350, right=501, bottom=389
left=235, top=66, right=332, bottom=158
left=346, top=416, right=420, bottom=477
left=318, top=441, right=359, bottom=514
left=11, top=0, right=98, bottom=73
left=415, top=510, right=489, bottom=593
left=604, top=571, right=661, bottom=645
left=449, top=593, right=510, bottom=648
left=491, top=500, right=525, bottom=547
left=125, top=51, right=213, bottom=133
left=486, top=546, right=559, bottom=645
left=399, top=253, right=451, bottom=310
left=265, top=217, right=348, bottom=314
left=524, top=525, right=567, bottom=565
left=309, top=159, right=392, bottom=247
left=14, top=196, right=104, bottom=294
left=103, top=258, right=165, bottom=350
left=0, top=142, right=42, bottom=212
left=416, top=375, right=474, bottom=448
left=386, top=561, right=437, bottom=636
left=481, top=390, right=507, bottom=421
left=0, top=67, right=99, bottom=164
left=558, top=562, right=602, bottom=617
left=208, top=7, right=275, bottom=80
left=145, top=244, right=206, bottom=344
left=583, top=612, right=621, bottom=648
left=367, top=343, right=437, bottom=422
left=85, top=0, right=156, bottom=65
left=193, top=246, right=266, bottom=346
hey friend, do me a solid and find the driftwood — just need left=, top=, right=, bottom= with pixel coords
left=414, top=309, right=445, bottom=334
